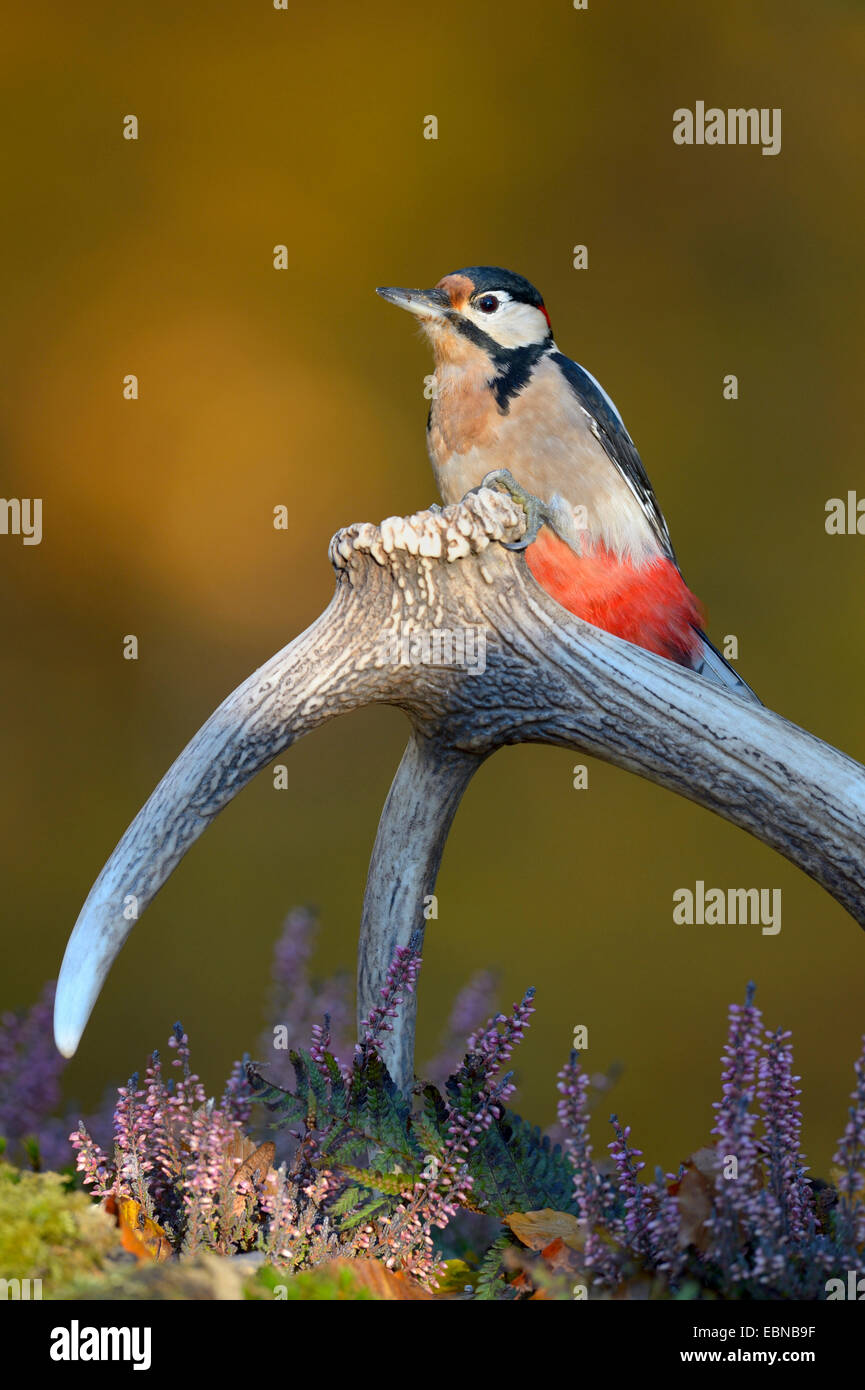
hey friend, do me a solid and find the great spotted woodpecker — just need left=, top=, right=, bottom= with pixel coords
left=377, top=265, right=758, bottom=701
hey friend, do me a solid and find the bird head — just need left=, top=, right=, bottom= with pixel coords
left=376, top=266, right=553, bottom=363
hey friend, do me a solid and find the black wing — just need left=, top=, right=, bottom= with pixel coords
left=551, top=353, right=761, bottom=703
left=550, top=351, right=676, bottom=563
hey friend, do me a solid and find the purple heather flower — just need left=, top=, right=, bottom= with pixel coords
left=555, top=1051, right=618, bottom=1280
left=376, top=988, right=537, bottom=1289
left=557, top=1051, right=595, bottom=1210
left=833, top=1034, right=865, bottom=1246
left=706, top=983, right=764, bottom=1277
left=0, top=982, right=69, bottom=1169
left=608, top=1114, right=657, bottom=1263
left=646, top=1165, right=685, bottom=1277
left=757, top=1026, right=813, bottom=1243
left=221, top=1054, right=253, bottom=1128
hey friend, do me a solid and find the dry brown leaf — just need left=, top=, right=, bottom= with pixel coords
left=540, top=1235, right=584, bottom=1275
left=668, top=1148, right=719, bottom=1252
left=227, top=1139, right=277, bottom=1217
left=505, top=1208, right=587, bottom=1253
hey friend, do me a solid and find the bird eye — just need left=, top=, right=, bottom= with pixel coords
left=476, top=294, right=499, bottom=314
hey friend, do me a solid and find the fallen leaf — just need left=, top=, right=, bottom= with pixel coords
left=669, top=1149, right=719, bottom=1252
left=541, top=1235, right=583, bottom=1274
left=105, top=1196, right=174, bottom=1263
left=505, top=1208, right=587, bottom=1253
left=227, top=1139, right=277, bottom=1217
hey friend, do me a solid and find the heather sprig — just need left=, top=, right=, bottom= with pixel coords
left=69, top=1122, right=113, bottom=1199
left=465, top=987, right=535, bottom=1077
left=833, top=1034, right=865, bottom=1246
left=369, top=987, right=537, bottom=1286
left=608, top=1114, right=655, bottom=1262
left=556, top=1051, right=616, bottom=1279
left=0, top=982, right=69, bottom=1170
left=112, top=1073, right=153, bottom=1211
left=757, top=1026, right=813, bottom=1241
left=550, top=986, right=860, bottom=1300
left=70, top=1021, right=268, bottom=1259
left=221, top=1053, right=254, bottom=1128
left=706, top=982, right=764, bottom=1276
left=556, top=1051, right=594, bottom=1204
left=357, top=935, right=423, bottom=1060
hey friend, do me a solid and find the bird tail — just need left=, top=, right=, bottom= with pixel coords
left=691, top=629, right=761, bottom=704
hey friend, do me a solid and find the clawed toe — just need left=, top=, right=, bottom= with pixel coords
left=479, top=469, right=553, bottom=550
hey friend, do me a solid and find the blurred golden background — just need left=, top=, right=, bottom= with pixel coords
left=1, top=0, right=864, bottom=1174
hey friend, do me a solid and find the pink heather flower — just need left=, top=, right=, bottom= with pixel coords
left=466, top=987, right=535, bottom=1078
left=113, top=1073, right=154, bottom=1207
left=358, top=936, right=423, bottom=1058
left=309, top=1018, right=331, bottom=1077
left=69, top=1122, right=114, bottom=1199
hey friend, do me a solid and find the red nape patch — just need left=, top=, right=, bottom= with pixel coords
left=525, top=530, right=704, bottom=666
left=539, top=304, right=552, bottom=331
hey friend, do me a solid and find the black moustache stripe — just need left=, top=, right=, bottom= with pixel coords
left=448, top=313, right=501, bottom=356
left=490, top=340, right=552, bottom=411
left=447, top=314, right=552, bottom=412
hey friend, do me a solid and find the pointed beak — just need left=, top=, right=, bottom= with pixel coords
left=376, top=285, right=450, bottom=320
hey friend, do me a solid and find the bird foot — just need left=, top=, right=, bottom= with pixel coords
left=477, top=469, right=556, bottom=551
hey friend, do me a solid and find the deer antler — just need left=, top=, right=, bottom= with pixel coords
left=55, top=479, right=865, bottom=1090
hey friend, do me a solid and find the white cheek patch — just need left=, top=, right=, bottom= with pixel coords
left=468, top=299, right=550, bottom=349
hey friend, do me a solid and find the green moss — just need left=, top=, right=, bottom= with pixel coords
left=0, top=1162, right=118, bottom=1293
left=0, top=1161, right=380, bottom=1301
left=245, top=1263, right=376, bottom=1301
